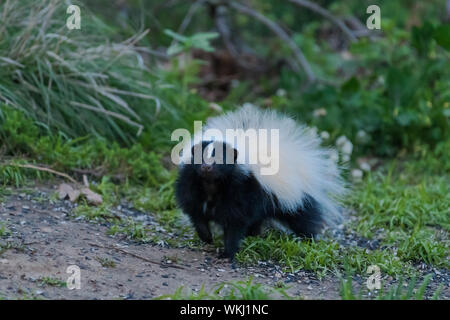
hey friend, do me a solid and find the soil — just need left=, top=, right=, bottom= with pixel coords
left=0, top=183, right=448, bottom=300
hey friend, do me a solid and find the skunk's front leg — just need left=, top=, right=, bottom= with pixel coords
left=191, top=216, right=212, bottom=244
left=221, top=225, right=246, bottom=262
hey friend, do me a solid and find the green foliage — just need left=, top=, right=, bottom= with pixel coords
left=108, top=219, right=150, bottom=243
left=95, top=256, right=117, bottom=268
left=274, top=20, right=450, bottom=157
left=165, top=30, right=219, bottom=55
left=347, top=147, right=449, bottom=269
left=0, top=223, right=10, bottom=237
left=0, top=0, right=211, bottom=145
left=236, top=232, right=408, bottom=278
left=0, top=106, right=170, bottom=187
left=237, top=151, right=449, bottom=277
left=39, top=277, right=67, bottom=288
left=339, top=274, right=443, bottom=300
left=157, top=278, right=292, bottom=300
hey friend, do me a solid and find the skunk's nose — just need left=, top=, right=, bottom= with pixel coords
left=201, top=164, right=213, bottom=174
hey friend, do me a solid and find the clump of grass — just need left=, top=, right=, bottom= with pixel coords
left=73, top=204, right=117, bottom=222
left=95, top=256, right=117, bottom=268
left=157, top=278, right=292, bottom=300
left=236, top=232, right=408, bottom=278
left=0, top=223, right=11, bottom=237
left=0, top=0, right=166, bottom=143
left=349, top=165, right=449, bottom=237
left=348, top=158, right=449, bottom=269
left=236, top=153, right=449, bottom=277
left=0, top=241, right=25, bottom=256
left=0, top=107, right=170, bottom=187
left=339, top=274, right=443, bottom=300
left=108, top=219, right=149, bottom=243
left=39, top=277, right=66, bottom=288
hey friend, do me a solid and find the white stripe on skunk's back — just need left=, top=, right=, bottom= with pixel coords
left=187, top=104, right=346, bottom=225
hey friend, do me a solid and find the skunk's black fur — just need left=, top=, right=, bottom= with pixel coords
left=175, top=141, right=323, bottom=261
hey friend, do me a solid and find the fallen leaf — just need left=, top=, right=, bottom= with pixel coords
left=58, top=183, right=80, bottom=202
left=81, top=188, right=102, bottom=206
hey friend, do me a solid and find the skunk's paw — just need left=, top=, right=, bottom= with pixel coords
left=218, top=251, right=235, bottom=263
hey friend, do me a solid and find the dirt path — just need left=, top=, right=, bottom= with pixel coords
left=0, top=184, right=340, bottom=299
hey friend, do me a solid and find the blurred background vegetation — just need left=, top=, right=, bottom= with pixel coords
left=0, top=0, right=449, bottom=179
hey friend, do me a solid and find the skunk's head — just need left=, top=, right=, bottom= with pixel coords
left=190, top=141, right=239, bottom=181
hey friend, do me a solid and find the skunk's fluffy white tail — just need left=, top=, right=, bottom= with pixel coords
left=186, top=104, right=346, bottom=226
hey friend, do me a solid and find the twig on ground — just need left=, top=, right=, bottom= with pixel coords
left=1, top=162, right=78, bottom=184
left=88, top=242, right=186, bottom=270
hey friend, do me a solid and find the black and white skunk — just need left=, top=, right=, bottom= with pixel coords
left=175, top=105, right=345, bottom=261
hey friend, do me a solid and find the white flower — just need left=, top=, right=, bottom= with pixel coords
left=341, top=141, right=353, bottom=155
left=208, top=102, right=223, bottom=112
left=313, top=108, right=327, bottom=117
left=276, top=88, right=287, bottom=97
left=336, top=135, right=348, bottom=147
left=356, top=130, right=369, bottom=144
left=351, top=169, right=363, bottom=181
left=342, top=154, right=350, bottom=162
left=357, top=130, right=367, bottom=139
left=320, top=131, right=330, bottom=140
left=359, top=162, right=371, bottom=172
left=336, top=135, right=353, bottom=155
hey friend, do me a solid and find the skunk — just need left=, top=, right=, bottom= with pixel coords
left=175, top=104, right=345, bottom=261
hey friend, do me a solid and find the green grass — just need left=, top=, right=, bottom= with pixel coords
left=0, top=107, right=171, bottom=188
left=160, top=273, right=443, bottom=300
left=157, top=278, right=293, bottom=300
left=235, top=147, right=449, bottom=278
left=107, top=219, right=150, bottom=243
left=95, top=256, right=117, bottom=268
left=339, top=274, right=444, bottom=300
left=0, top=0, right=164, bottom=143
left=0, top=241, right=25, bottom=256
left=39, top=277, right=66, bottom=288
left=0, top=223, right=10, bottom=237
left=236, top=232, right=410, bottom=278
